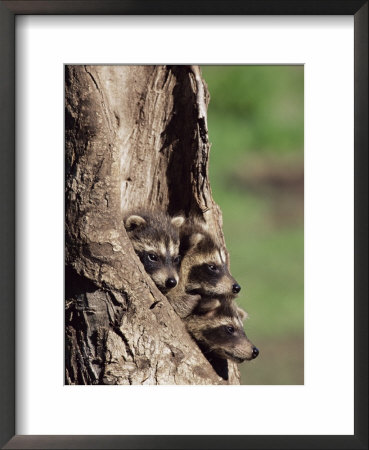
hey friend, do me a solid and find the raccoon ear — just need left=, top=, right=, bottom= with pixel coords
left=237, top=307, right=249, bottom=322
left=199, top=221, right=209, bottom=231
left=125, top=215, right=147, bottom=231
left=189, top=232, right=204, bottom=248
left=203, top=309, right=219, bottom=318
left=199, top=299, right=221, bottom=315
left=171, top=216, right=185, bottom=228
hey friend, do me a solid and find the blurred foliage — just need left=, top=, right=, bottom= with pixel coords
left=201, top=66, right=304, bottom=385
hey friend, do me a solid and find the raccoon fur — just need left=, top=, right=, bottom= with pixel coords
left=185, top=298, right=259, bottom=363
left=167, top=221, right=241, bottom=318
left=123, top=209, right=184, bottom=294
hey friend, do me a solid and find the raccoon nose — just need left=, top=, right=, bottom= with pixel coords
left=252, top=347, right=259, bottom=359
left=165, top=278, right=177, bottom=289
left=232, top=283, right=241, bottom=294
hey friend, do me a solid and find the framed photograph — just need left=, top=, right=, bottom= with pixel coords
left=1, top=1, right=367, bottom=449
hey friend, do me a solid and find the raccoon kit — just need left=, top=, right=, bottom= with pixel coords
left=185, top=299, right=259, bottom=363
left=167, top=220, right=258, bottom=363
left=124, top=211, right=259, bottom=365
left=167, top=221, right=241, bottom=319
left=123, top=210, right=184, bottom=294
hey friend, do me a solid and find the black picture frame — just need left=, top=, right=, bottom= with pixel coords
left=0, top=1, right=367, bottom=449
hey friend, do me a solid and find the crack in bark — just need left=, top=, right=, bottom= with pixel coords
left=84, top=65, right=114, bottom=134
left=113, top=326, right=135, bottom=359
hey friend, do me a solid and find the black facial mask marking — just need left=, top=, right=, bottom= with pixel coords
left=137, top=251, right=181, bottom=276
left=202, top=325, right=245, bottom=346
left=188, top=264, right=225, bottom=287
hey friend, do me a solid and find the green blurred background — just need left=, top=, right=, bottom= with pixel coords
left=201, top=66, right=304, bottom=385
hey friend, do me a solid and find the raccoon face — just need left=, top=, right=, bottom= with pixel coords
left=186, top=303, right=259, bottom=363
left=186, top=246, right=241, bottom=297
left=124, top=211, right=184, bottom=293
left=202, top=320, right=258, bottom=363
left=179, top=228, right=241, bottom=298
left=136, top=249, right=181, bottom=293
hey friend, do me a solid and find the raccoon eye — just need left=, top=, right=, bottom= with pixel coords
left=225, top=326, right=235, bottom=335
left=207, top=264, right=218, bottom=272
left=173, top=255, right=181, bottom=264
left=147, top=253, right=158, bottom=262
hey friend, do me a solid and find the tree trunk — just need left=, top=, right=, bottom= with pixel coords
left=65, top=65, right=240, bottom=385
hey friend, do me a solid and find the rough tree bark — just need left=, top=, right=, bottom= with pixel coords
left=65, top=65, right=240, bottom=385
